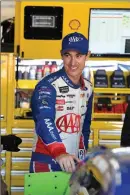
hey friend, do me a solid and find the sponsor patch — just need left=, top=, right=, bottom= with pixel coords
left=66, top=100, right=76, bottom=104
left=48, top=76, right=57, bottom=83
left=80, top=93, right=85, bottom=98
left=39, top=91, right=51, bottom=95
left=67, top=94, right=75, bottom=98
left=38, top=87, right=51, bottom=95
left=39, top=106, right=44, bottom=109
left=40, top=95, right=51, bottom=99
left=56, top=106, right=64, bottom=111
left=56, top=95, right=65, bottom=98
left=56, top=113, right=81, bottom=133
left=81, top=105, right=85, bottom=108
left=56, top=99, right=65, bottom=105
left=67, top=106, right=74, bottom=110
left=43, top=106, right=51, bottom=109
left=42, top=100, right=48, bottom=105
left=59, top=86, right=69, bottom=93
left=44, top=119, right=57, bottom=140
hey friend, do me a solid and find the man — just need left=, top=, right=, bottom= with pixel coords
left=121, top=103, right=130, bottom=146
left=29, top=32, right=93, bottom=173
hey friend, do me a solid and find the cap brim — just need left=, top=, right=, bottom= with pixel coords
left=61, top=48, right=87, bottom=55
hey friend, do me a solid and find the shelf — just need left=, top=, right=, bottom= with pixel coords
left=94, top=88, right=130, bottom=94
left=1, top=121, right=7, bottom=128
left=13, top=120, right=34, bottom=128
left=93, top=113, right=123, bottom=119
left=91, top=121, right=123, bottom=129
left=15, top=80, right=38, bottom=89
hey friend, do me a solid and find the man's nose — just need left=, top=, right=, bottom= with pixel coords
left=71, top=57, right=76, bottom=66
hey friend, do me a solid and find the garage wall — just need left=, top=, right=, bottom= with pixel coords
left=1, top=1, right=15, bottom=22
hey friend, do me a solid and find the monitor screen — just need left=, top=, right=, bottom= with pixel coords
left=88, top=9, right=130, bottom=57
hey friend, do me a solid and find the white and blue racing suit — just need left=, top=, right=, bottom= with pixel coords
left=29, top=67, right=93, bottom=172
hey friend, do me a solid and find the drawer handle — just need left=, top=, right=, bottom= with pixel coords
left=0, top=115, right=4, bottom=119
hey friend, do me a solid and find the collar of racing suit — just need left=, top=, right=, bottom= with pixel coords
left=61, top=67, right=86, bottom=90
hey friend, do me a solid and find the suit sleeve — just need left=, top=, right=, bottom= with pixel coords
left=121, top=103, right=130, bottom=147
left=31, top=80, right=67, bottom=158
left=82, top=92, right=93, bottom=150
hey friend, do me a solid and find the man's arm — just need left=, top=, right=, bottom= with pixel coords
left=121, top=103, right=130, bottom=147
left=31, top=80, right=67, bottom=159
left=82, top=92, right=93, bottom=150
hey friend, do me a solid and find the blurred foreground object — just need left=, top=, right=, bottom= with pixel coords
left=69, top=146, right=130, bottom=195
left=1, top=134, right=22, bottom=195
left=1, top=134, right=22, bottom=152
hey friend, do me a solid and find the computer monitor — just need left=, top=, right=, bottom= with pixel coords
left=88, top=8, right=130, bottom=57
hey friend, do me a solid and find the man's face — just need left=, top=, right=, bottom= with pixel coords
left=62, top=50, right=90, bottom=83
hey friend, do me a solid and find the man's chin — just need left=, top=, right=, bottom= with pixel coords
left=69, top=73, right=78, bottom=78
left=70, top=71, right=82, bottom=78
left=66, top=68, right=80, bottom=75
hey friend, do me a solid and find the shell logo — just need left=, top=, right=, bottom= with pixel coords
left=69, top=19, right=81, bottom=30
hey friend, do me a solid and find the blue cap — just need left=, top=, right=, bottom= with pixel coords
left=61, top=32, right=89, bottom=55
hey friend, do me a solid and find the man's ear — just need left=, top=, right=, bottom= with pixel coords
left=86, top=50, right=91, bottom=60
left=61, top=51, right=63, bottom=60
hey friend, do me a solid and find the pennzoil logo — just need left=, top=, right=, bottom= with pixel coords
left=56, top=113, right=81, bottom=133
left=56, top=99, right=65, bottom=105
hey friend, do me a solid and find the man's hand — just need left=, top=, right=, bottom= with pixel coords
left=56, top=154, right=80, bottom=173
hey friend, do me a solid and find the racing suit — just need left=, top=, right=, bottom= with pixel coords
left=29, top=67, right=93, bottom=172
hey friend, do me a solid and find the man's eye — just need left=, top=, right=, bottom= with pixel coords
left=76, top=54, right=81, bottom=58
left=64, top=53, right=70, bottom=57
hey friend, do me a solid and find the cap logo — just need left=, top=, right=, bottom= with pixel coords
left=68, top=36, right=83, bottom=44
